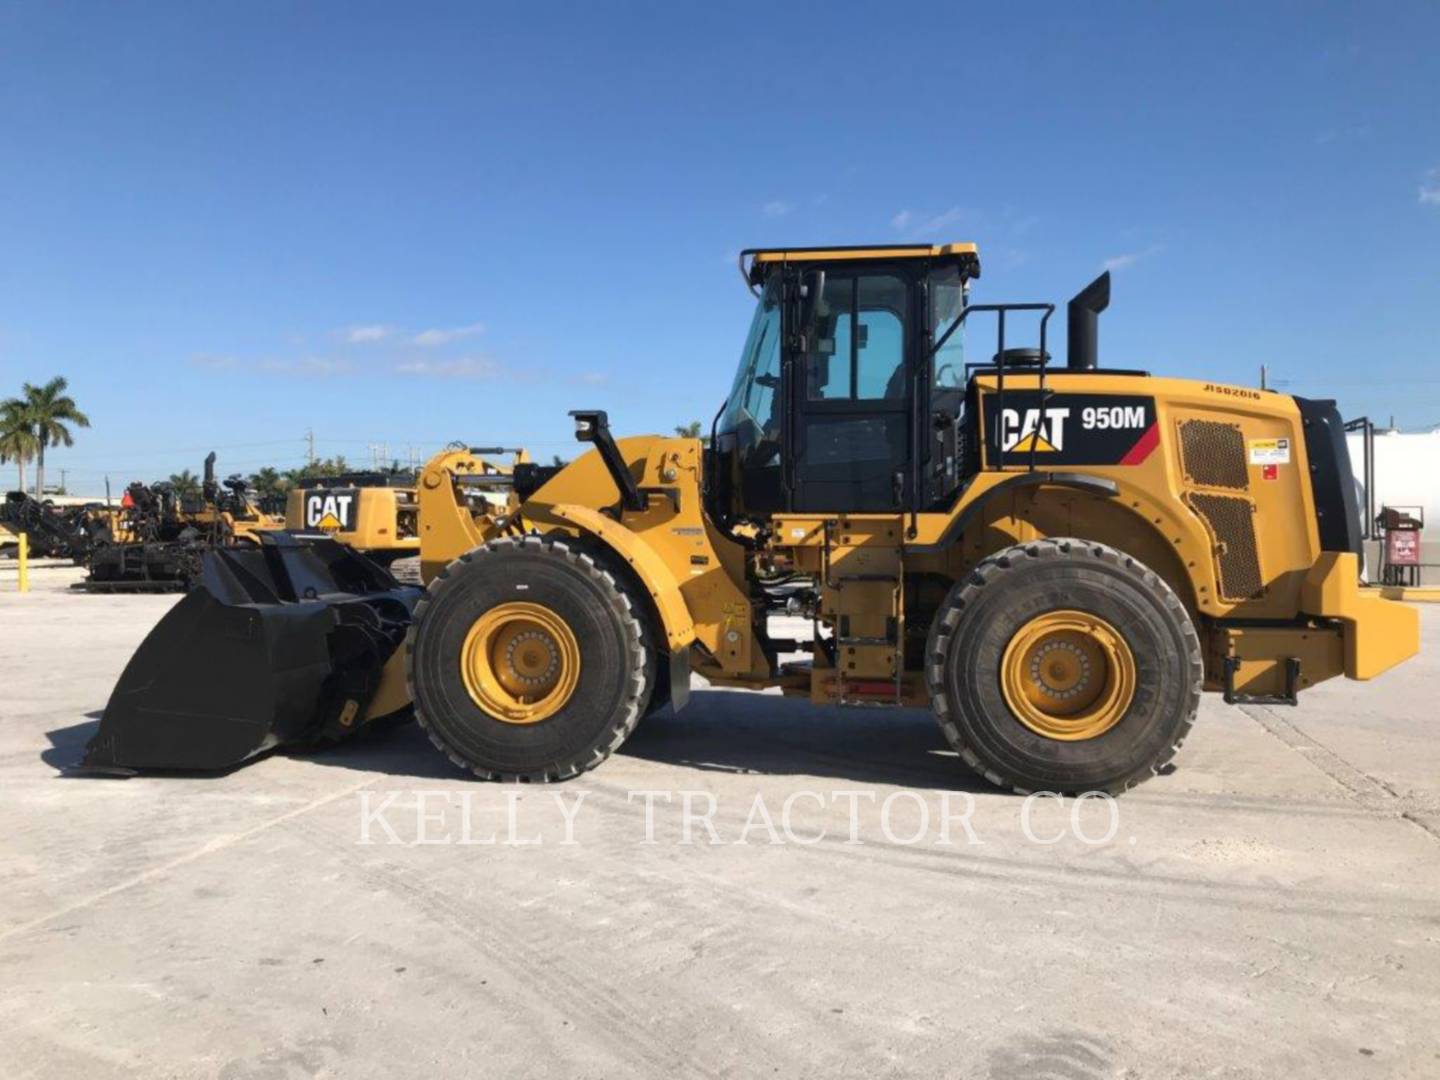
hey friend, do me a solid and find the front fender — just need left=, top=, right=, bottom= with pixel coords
left=547, top=503, right=697, bottom=652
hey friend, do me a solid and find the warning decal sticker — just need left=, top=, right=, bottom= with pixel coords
left=1247, top=438, right=1291, bottom=466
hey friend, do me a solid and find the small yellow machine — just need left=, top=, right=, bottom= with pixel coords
left=88, top=243, right=1419, bottom=793
left=283, top=457, right=520, bottom=565
left=284, top=476, right=421, bottom=565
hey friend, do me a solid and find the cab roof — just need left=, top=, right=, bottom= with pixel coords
left=742, top=243, right=980, bottom=287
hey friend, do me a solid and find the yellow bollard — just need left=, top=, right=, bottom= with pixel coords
left=17, top=531, right=28, bottom=593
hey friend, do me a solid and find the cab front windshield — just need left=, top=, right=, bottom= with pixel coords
left=718, top=277, right=782, bottom=449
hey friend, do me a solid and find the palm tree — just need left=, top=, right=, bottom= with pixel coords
left=249, top=466, right=286, bottom=499
left=23, top=377, right=90, bottom=497
left=168, top=469, right=201, bottom=501
left=0, top=398, right=38, bottom=493
left=674, top=420, right=710, bottom=446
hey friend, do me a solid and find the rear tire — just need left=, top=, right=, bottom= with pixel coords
left=925, top=538, right=1201, bottom=795
left=407, top=535, right=654, bottom=781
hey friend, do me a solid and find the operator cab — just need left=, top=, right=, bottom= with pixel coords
left=711, top=243, right=983, bottom=523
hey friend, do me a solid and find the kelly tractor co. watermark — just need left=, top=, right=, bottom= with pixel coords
left=357, top=788, right=1122, bottom=847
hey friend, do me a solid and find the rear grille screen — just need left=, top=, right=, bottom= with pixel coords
left=1179, top=420, right=1248, bottom=490
left=1187, top=493, right=1262, bottom=600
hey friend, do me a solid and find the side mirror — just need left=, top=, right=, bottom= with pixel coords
left=798, top=269, right=826, bottom=335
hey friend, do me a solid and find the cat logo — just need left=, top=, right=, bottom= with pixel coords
left=1000, top=407, right=1070, bottom=453
left=303, top=491, right=356, bottom=532
left=985, top=392, right=1158, bottom=466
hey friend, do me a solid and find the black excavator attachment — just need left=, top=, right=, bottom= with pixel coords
left=81, top=533, right=420, bottom=774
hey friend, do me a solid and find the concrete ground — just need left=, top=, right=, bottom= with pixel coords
left=2, top=561, right=1439, bottom=1079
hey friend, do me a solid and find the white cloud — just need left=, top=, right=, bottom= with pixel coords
left=394, top=356, right=501, bottom=379
left=1420, top=168, right=1440, bottom=206
left=576, top=371, right=608, bottom=385
left=260, top=356, right=352, bottom=377
left=189, top=353, right=238, bottom=370
left=1316, top=124, right=1370, bottom=145
left=892, top=206, right=969, bottom=237
left=762, top=200, right=794, bottom=218
left=998, top=248, right=1030, bottom=270
left=190, top=353, right=351, bottom=377
left=1101, top=244, right=1164, bottom=272
left=345, top=325, right=389, bottom=344
left=917, top=207, right=966, bottom=235
left=412, top=322, right=486, bottom=347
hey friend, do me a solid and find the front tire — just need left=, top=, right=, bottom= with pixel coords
left=926, top=538, right=1202, bottom=795
left=407, top=535, right=655, bottom=781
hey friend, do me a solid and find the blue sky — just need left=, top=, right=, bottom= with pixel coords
left=1, top=1, right=1437, bottom=494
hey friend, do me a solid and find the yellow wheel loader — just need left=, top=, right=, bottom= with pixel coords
left=83, top=243, right=1420, bottom=792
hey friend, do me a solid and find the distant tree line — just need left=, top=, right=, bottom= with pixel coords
left=1, top=402, right=710, bottom=504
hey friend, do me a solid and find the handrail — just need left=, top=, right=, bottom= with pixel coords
left=931, top=302, right=1055, bottom=472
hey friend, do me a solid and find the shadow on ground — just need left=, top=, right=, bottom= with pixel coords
left=619, top=689, right=984, bottom=791
left=40, top=716, right=103, bottom=773
left=47, top=689, right=985, bottom=791
left=43, top=712, right=462, bottom=783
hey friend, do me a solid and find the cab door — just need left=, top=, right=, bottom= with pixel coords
left=787, top=270, right=915, bottom=513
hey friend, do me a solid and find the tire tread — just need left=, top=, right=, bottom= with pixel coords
left=924, top=537, right=1203, bottom=795
left=404, top=534, right=653, bottom=782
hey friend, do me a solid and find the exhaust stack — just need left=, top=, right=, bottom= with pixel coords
left=202, top=451, right=218, bottom=504
left=1067, top=271, right=1111, bottom=370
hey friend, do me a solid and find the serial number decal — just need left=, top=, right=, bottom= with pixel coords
left=1202, top=383, right=1263, bottom=400
left=983, top=393, right=1159, bottom=466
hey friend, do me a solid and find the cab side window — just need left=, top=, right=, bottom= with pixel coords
left=929, top=266, right=966, bottom=390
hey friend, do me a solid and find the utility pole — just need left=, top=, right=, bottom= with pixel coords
left=1260, top=364, right=1267, bottom=390
left=59, top=468, right=67, bottom=494
left=306, top=428, right=316, bottom=466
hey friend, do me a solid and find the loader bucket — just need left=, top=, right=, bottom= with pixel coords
left=81, top=533, right=421, bottom=773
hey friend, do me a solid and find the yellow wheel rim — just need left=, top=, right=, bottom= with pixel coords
left=1000, top=610, right=1136, bottom=741
left=459, top=601, right=581, bottom=724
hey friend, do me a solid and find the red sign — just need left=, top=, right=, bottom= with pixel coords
left=1386, top=530, right=1421, bottom=567
left=1261, top=464, right=1278, bottom=481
